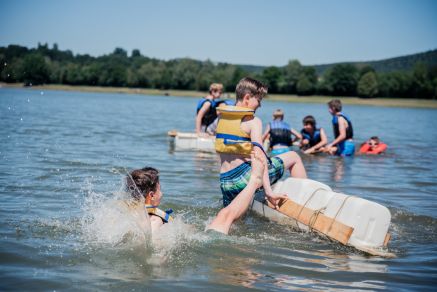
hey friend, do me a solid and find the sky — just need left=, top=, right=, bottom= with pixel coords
left=1, top=0, right=436, bottom=66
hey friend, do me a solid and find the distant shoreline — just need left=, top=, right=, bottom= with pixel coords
left=2, top=83, right=437, bottom=109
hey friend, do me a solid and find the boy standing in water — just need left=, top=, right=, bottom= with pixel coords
left=262, top=109, right=302, bottom=156
left=215, top=77, right=307, bottom=207
left=195, top=83, right=223, bottom=136
left=324, top=99, right=355, bottom=156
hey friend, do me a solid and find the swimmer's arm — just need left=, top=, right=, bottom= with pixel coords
left=195, top=102, right=211, bottom=134
left=328, top=117, right=347, bottom=147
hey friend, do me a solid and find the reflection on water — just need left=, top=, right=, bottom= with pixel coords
left=1, top=88, right=437, bottom=290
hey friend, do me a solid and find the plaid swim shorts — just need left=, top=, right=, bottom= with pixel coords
left=219, top=156, right=284, bottom=207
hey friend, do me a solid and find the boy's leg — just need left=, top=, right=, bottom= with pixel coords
left=220, top=162, right=252, bottom=206
left=275, top=151, right=307, bottom=178
left=207, top=152, right=264, bottom=234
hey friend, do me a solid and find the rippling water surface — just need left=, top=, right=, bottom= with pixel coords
left=1, top=88, right=436, bottom=290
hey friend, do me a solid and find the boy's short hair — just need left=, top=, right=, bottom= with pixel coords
left=126, top=167, right=159, bottom=200
left=235, top=77, right=268, bottom=101
left=327, top=99, right=342, bottom=112
left=303, top=115, right=317, bottom=127
left=209, top=83, right=223, bottom=93
left=370, top=136, right=380, bottom=143
left=273, top=109, right=284, bottom=120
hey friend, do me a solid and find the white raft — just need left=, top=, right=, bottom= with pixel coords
left=168, top=130, right=215, bottom=153
left=251, top=178, right=394, bottom=257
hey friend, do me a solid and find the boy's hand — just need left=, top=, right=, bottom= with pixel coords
left=265, top=192, right=288, bottom=209
left=197, top=132, right=210, bottom=138
left=304, top=148, right=314, bottom=154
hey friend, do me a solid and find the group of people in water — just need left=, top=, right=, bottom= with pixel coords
left=195, top=81, right=387, bottom=157
left=127, top=77, right=387, bottom=237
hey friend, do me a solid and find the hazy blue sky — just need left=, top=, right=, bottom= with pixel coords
left=1, top=0, right=436, bottom=66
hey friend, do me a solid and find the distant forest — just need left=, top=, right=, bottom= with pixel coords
left=1, top=43, right=436, bottom=99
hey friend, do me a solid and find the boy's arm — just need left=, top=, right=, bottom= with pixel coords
left=327, top=117, right=347, bottom=147
left=262, top=124, right=270, bottom=142
left=250, top=117, right=287, bottom=207
left=305, top=128, right=328, bottom=154
left=195, top=102, right=211, bottom=134
left=291, top=129, right=302, bottom=141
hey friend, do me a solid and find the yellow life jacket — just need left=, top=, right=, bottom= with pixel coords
left=215, top=105, right=255, bottom=156
left=145, top=205, right=174, bottom=223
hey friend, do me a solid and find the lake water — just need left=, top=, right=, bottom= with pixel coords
left=1, top=88, right=436, bottom=291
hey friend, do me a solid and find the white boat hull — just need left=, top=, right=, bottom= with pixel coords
left=251, top=178, right=393, bottom=257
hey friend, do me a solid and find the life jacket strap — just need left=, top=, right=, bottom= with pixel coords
left=216, top=134, right=271, bottom=163
left=145, top=205, right=174, bottom=223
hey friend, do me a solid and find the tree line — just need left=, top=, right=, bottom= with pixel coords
left=1, top=43, right=436, bottom=99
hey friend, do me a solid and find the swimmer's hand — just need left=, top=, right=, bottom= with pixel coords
left=249, top=151, right=264, bottom=188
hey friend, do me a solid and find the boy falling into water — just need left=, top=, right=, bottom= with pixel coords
left=215, top=77, right=307, bottom=207
left=126, top=152, right=266, bottom=235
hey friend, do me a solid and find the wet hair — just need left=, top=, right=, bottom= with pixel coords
left=126, top=167, right=159, bottom=200
left=303, top=115, right=317, bottom=127
left=327, top=99, right=342, bottom=112
left=209, top=83, right=223, bottom=93
left=235, top=77, right=268, bottom=102
left=370, top=136, right=380, bottom=143
left=273, top=109, right=284, bottom=120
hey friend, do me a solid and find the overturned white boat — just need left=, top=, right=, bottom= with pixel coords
left=168, top=130, right=215, bottom=153
left=251, top=178, right=394, bottom=257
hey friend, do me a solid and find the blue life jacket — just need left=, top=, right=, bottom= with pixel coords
left=332, top=112, right=353, bottom=139
left=196, top=98, right=217, bottom=127
left=301, top=128, right=321, bottom=147
left=269, top=120, right=292, bottom=147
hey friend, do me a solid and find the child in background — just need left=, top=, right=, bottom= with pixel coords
left=299, top=115, right=328, bottom=154
left=195, top=83, right=223, bottom=136
left=262, top=109, right=302, bottom=156
left=324, top=99, right=355, bottom=156
left=359, top=136, right=387, bottom=154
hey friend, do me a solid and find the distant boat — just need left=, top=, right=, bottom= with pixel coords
left=168, top=130, right=215, bottom=153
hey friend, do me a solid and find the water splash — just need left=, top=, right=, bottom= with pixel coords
left=79, top=178, right=151, bottom=247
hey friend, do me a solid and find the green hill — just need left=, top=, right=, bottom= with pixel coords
left=237, top=49, right=437, bottom=75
